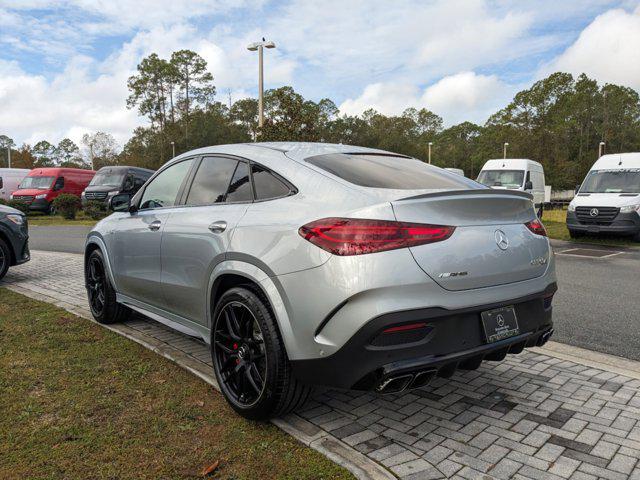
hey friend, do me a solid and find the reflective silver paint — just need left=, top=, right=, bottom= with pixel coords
left=86, top=142, right=557, bottom=362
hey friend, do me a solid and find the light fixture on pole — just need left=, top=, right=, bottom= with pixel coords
left=171, top=141, right=176, bottom=158
left=428, top=142, right=433, bottom=164
left=247, top=38, right=276, bottom=132
left=599, top=141, right=605, bottom=157
left=503, top=142, right=509, bottom=159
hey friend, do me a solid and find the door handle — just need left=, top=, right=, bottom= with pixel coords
left=208, top=220, right=227, bottom=234
left=148, top=220, right=162, bottom=231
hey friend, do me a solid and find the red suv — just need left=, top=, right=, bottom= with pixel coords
left=11, top=167, right=96, bottom=214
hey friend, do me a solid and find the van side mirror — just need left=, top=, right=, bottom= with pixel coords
left=524, top=180, right=533, bottom=190
left=109, top=193, right=135, bottom=213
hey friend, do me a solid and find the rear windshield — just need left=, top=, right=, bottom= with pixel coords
left=90, top=170, right=125, bottom=187
left=477, top=170, right=524, bottom=188
left=305, top=153, right=476, bottom=190
left=18, top=176, right=54, bottom=190
left=580, top=169, right=640, bottom=194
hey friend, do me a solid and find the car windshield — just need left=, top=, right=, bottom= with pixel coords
left=305, top=153, right=477, bottom=190
left=477, top=170, right=524, bottom=188
left=90, top=170, right=125, bottom=187
left=18, top=176, right=54, bottom=190
left=580, top=169, right=640, bottom=194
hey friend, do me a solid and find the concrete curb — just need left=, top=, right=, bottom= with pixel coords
left=4, top=283, right=395, bottom=480
left=537, top=340, right=640, bottom=381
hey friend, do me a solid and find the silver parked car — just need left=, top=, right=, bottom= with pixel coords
left=84, top=142, right=557, bottom=420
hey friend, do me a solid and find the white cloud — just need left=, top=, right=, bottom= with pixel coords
left=542, top=5, right=640, bottom=90
left=420, top=72, right=514, bottom=125
left=339, top=72, right=514, bottom=126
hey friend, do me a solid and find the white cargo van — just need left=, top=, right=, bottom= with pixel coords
left=477, top=159, right=546, bottom=217
left=567, top=153, right=640, bottom=241
left=0, top=168, right=31, bottom=201
left=444, top=167, right=465, bottom=177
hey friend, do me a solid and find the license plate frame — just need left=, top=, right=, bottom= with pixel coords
left=481, top=306, right=520, bottom=343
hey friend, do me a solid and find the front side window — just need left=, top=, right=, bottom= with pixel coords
left=18, top=176, right=54, bottom=190
left=306, top=153, right=475, bottom=190
left=140, top=159, right=193, bottom=209
left=185, top=157, right=239, bottom=206
left=477, top=170, right=525, bottom=189
left=580, top=169, right=640, bottom=194
left=252, top=164, right=291, bottom=199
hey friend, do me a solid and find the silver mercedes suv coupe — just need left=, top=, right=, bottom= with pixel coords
left=84, top=142, right=557, bottom=420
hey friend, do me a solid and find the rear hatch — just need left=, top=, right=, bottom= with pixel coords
left=392, top=190, right=549, bottom=291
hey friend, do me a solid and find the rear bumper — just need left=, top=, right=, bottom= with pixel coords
left=567, top=211, right=640, bottom=235
left=290, top=282, right=556, bottom=391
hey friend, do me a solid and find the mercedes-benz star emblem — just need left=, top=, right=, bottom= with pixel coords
left=495, top=230, right=509, bottom=250
left=496, top=314, right=505, bottom=327
left=590, top=208, right=599, bottom=217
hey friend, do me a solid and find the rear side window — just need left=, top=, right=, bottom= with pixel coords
left=186, top=156, right=238, bottom=205
left=306, top=153, right=474, bottom=190
left=252, top=164, right=291, bottom=199
left=226, top=162, right=253, bottom=202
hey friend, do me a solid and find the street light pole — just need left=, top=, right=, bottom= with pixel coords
left=247, top=38, right=276, bottom=132
left=599, top=141, right=605, bottom=157
left=503, top=142, right=509, bottom=159
left=6, top=147, right=10, bottom=168
left=171, top=141, right=175, bottom=158
left=428, top=142, right=433, bottom=164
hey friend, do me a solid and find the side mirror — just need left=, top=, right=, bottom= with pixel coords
left=109, top=193, right=135, bottom=213
left=524, top=181, right=533, bottom=190
left=575, top=184, right=581, bottom=193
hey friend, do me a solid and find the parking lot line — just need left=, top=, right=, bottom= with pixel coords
left=556, top=248, right=624, bottom=258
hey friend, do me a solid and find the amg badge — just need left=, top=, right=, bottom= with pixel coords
left=438, top=271, right=469, bottom=278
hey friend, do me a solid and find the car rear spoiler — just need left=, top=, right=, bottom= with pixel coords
left=398, top=189, right=534, bottom=202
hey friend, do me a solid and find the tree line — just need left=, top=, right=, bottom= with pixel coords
left=3, top=50, right=640, bottom=189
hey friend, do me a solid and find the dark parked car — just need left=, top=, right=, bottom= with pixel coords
left=82, top=166, right=154, bottom=207
left=0, top=204, right=30, bottom=280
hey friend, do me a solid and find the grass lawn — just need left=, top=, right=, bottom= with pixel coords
left=542, top=208, right=638, bottom=247
left=26, top=211, right=100, bottom=227
left=0, top=288, right=353, bottom=480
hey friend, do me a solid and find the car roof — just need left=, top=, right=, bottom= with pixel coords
left=28, top=167, right=95, bottom=175
left=591, top=153, right=640, bottom=170
left=481, top=159, right=543, bottom=170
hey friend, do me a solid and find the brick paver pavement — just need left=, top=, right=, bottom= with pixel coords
left=4, top=251, right=640, bottom=480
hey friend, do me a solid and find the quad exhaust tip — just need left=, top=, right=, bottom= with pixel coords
left=375, top=369, right=437, bottom=394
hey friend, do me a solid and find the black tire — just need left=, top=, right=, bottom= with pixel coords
left=211, top=286, right=312, bottom=420
left=568, top=229, right=583, bottom=239
left=85, top=249, right=129, bottom=324
left=633, top=230, right=640, bottom=242
left=0, top=237, right=11, bottom=281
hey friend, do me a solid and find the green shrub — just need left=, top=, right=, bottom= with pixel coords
left=83, top=200, right=108, bottom=220
left=5, top=200, right=30, bottom=214
left=52, top=194, right=81, bottom=220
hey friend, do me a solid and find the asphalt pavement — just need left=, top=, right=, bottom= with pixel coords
left=28, top=225, right=91, bottom=254
left=27, top=226, right=640, bottom=360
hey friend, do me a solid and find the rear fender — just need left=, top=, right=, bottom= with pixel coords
left=207, top=259, right=295, bottom=356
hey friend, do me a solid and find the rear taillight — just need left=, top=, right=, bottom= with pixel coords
left=525, top=218, right=547, bottom=237
left=298, top=218, right=455, bottom=256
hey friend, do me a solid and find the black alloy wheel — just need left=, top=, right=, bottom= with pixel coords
left=87, top=255, right=106, bottom=317
left=213, top=301, right=267, bottom=407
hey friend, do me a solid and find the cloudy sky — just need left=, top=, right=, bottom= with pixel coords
left=1, top=0, right=639, bottom=148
